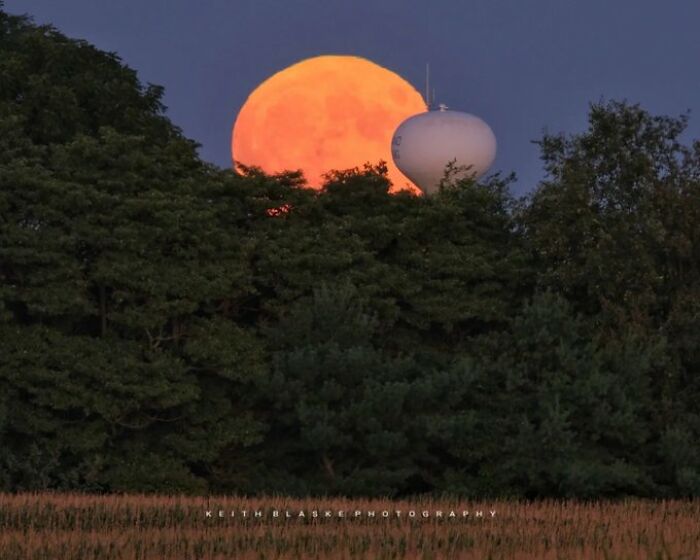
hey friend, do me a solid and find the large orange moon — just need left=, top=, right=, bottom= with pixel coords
left=232, top=55, right=426, bottom=194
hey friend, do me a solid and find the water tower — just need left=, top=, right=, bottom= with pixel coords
left=391, top=100, right=496, bottom=195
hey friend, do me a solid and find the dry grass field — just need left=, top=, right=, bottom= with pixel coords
left=1, top=492, right=699, bottom=559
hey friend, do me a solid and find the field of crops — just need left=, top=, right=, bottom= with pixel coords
left=1, top=492, right=699, bottom=559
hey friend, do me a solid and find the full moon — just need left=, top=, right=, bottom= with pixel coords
left=232, top=55, right=426, bottom=194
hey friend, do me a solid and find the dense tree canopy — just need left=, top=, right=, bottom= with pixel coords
left=1, top=7, right=699, bottom=497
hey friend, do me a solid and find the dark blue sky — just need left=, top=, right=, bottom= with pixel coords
left=7, top=0, right=700, bottom=195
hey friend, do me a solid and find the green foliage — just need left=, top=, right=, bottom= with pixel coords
left=235, top=281, right=440, bottom=496
left=524, top=100, right=700, bottom=323
left=489, top=293, right=658, bottom=497
left=0, top=9, right=263, bottom=493
left=1, top=7, right=699, bottom=498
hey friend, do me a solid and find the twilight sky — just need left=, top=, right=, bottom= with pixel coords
left=6, top=0, right=700, bottom=195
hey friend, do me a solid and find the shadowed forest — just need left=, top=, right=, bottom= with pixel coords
left=2, top=8, right=700, bottom=499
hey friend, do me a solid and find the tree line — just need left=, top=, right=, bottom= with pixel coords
left=1, top=7, right=699, bottom=497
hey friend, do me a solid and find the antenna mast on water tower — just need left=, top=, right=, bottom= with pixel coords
left=425, top=63, right=430, bottom=110
left=425, top=63, right=437, bottom=110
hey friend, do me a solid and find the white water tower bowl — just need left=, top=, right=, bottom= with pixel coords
left=391, top=104, right=496, bottom=195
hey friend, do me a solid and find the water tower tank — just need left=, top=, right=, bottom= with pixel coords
left=391, top=105, right=496, bottom=195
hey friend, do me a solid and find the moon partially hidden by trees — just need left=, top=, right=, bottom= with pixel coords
left=232, top=55, right=426, bottom=194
